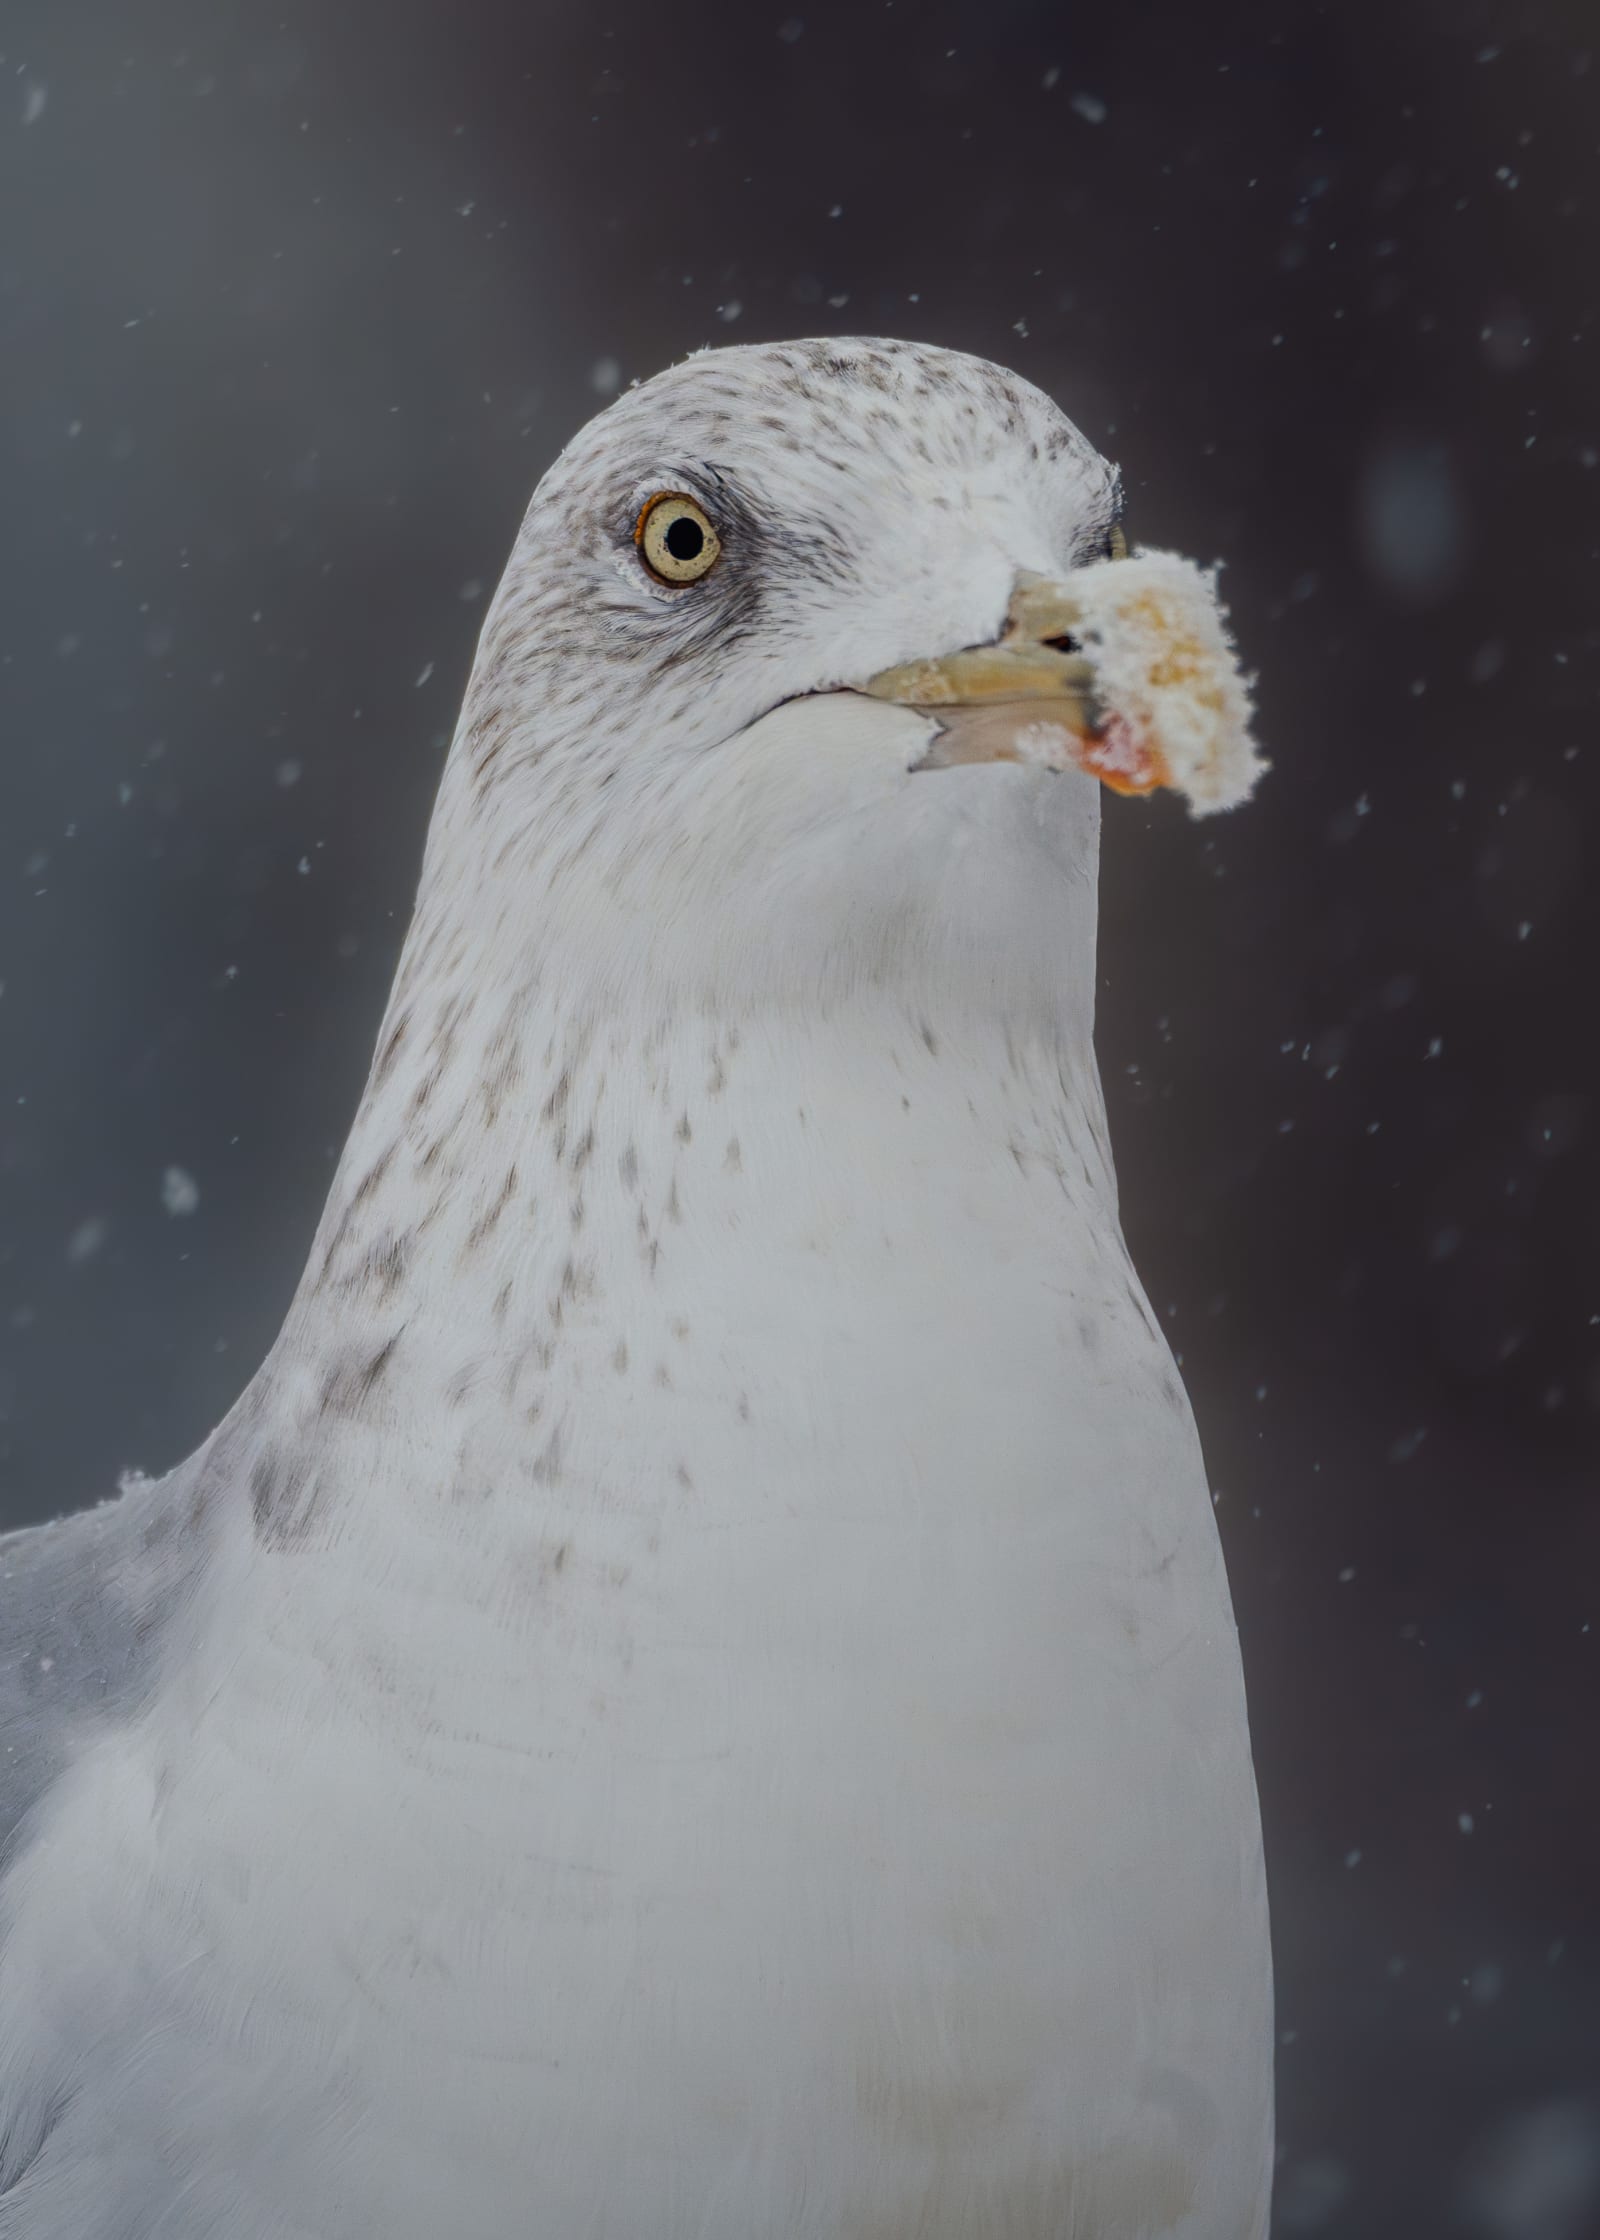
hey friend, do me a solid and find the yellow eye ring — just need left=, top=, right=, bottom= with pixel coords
left=636, top=492, right=722, bottom=584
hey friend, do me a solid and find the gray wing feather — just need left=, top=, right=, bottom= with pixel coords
left=0, top=1472, right=199, bottom=1865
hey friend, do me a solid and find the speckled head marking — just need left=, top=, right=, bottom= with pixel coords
left=401, top=337, right=1124, bottom=1024
left=462, top=338, right=1120, bottom=796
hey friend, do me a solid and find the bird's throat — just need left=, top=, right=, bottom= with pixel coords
left=246, top=989, right=1118, bottom=1556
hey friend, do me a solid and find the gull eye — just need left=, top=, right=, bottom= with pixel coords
left=1107, top=521, right=1129, bottom=562
left=636, top=492, right=722, bottom=585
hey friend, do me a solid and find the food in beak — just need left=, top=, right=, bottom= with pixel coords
left=863, top=551, right=1265, bottom=817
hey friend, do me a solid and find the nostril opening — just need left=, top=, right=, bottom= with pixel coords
left=1042, top=632, right=1082, bottom=655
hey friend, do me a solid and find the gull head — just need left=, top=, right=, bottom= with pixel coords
left=418, top=337, right=1247, bottom=1024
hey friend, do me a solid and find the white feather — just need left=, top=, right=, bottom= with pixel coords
left=0, top=340, right=1271, bottom=2239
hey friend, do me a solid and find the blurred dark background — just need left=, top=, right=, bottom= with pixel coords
left=2, top=0, right=1596, bottom=2230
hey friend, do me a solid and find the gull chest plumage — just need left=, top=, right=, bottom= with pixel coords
left=0, top=340, right=1270, bottom=2239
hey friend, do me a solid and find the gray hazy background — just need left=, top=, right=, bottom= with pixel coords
left=2, top=1, right=1597, bottom=2232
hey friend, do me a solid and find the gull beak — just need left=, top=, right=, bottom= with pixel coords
left=860, top=571, right=1164, bottom=796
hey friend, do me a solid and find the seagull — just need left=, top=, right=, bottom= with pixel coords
left=0, top=338, right=1272, bottom=2239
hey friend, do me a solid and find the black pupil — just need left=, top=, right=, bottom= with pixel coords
left=664, top=514, right=705, bottom=562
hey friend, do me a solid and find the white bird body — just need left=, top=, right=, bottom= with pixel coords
left=0, top=344, right=1271, bottom=2238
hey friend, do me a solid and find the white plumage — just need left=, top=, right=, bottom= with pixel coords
left=0, top=339, right=1272, bottom=2238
